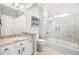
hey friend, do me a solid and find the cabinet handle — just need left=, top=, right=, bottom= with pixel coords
left=4, top=48, right=8, bottom=51
left=58, top=26, right=60, bottom=32
left=18, top=50, right=20, bottom=54
left=22, top=47, right=25, bottom=52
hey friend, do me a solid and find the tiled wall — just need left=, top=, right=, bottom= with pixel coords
left=48, top=4, right=79, bottom=44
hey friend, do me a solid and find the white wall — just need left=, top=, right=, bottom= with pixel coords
left=39, top=8, right=45, bottom=38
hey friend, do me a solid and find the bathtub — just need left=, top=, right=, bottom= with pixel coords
left=46, top=37, right=79, bottom=55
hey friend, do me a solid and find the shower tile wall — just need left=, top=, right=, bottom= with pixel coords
left=48, top=4, right=79, bottom=45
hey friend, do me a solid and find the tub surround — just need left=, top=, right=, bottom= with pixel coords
left=46, top=38, right=79, bottom=55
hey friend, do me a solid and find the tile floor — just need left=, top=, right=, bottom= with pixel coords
left=37, top=47, right=63, bottom=55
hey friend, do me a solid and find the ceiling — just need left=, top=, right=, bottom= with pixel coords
left=0, top=3, right=79, bottom=17
left=41, top=3, right=79, bottom=16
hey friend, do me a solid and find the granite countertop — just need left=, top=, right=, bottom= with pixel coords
left=0, top=32, right=33, bottom=46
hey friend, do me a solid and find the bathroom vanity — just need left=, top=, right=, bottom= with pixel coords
left=0, top=33, right=36, bottom=55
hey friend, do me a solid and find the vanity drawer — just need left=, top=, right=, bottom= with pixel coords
left=15, top=40, right=27, bottom=49
left=0, top=44, right=15, bottom=55
left=5, top=49, right=21, bottom=55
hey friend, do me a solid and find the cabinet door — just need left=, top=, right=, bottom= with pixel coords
left=1, top=15, right=12, bottom=36
left=15, top=41, right=25, bottom=55
left=21, top=47, right=27, bottom=55
left=0, top=43, right=16, bottom=55
left=5, top=49, right=21, bottom=55
left=22, top=39, right=33, bottom=55
left=26, top=39, right=33, bottom=55
left=22, top=40, right=29, bottom=55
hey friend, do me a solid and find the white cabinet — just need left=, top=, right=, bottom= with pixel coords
left=1, top=15, right=12, bottom=36
left=0, top=43, right=15, bottom=55
left=22, top=39, right=33, bottom=55
left=4, top=49, right=20, bottom=55
left=15, top=39, right=33, bottom=55
left=15, top=41, right=26, bottom=55
left=0, top=38, right=33, bottom=55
